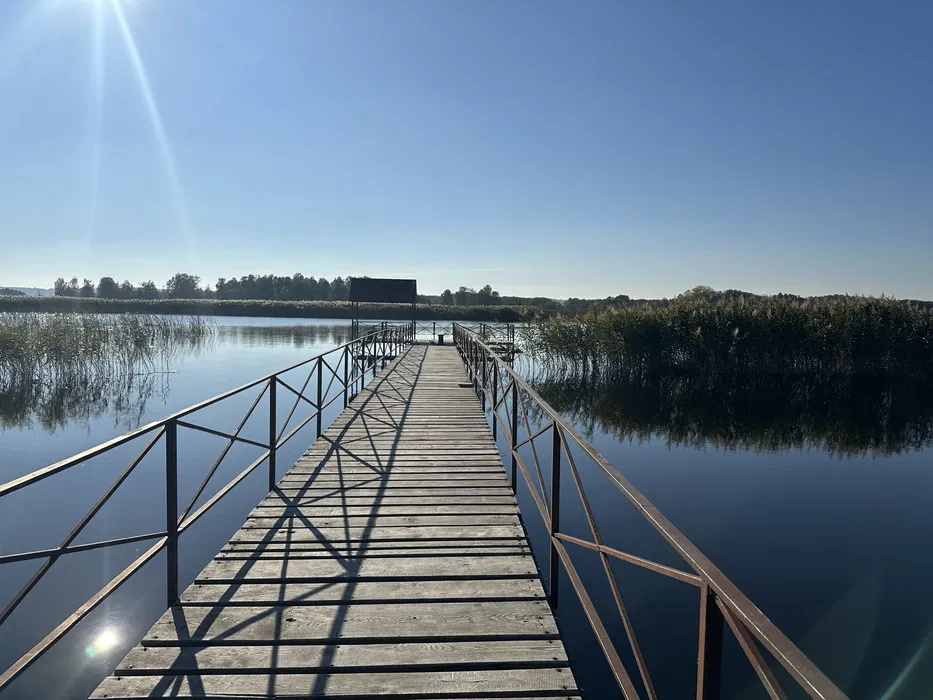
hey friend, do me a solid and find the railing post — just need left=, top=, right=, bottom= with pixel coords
left=481, top=349, right=487, bottom=410
left=697, top=584, right=724, bottom=700
left=316, top=357, right=323, bottom=438
left=343, top=347, right=349, bottom=408
left=549, top=422, right=561, bottom=608
left=268, top=378, right=277, bottom=491
left=510, top=382, right=518, bottom=494
left=165, top=419, right=178, bottom=607
left=491, top=362, right=498, bottom=440
left=360, top=339, right=366, bottom=392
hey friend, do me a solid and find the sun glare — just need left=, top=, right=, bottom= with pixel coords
left=84, top=627, right=120, bottom=658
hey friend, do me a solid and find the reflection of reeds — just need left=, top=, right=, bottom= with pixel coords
left=529, top=370, right=933, bottom=456
left=525, top=297, right=933, bottom=378
left=214, top=324, right=351, bottom=348
left=0, top=313, right=213, bottom=431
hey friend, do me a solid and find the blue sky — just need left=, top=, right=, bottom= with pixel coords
left=1, top=0, right=931, bottom=299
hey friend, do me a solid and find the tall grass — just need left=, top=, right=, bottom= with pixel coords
left=0, top=313, right=213, bottom=430
left=524, top=296, right=933, bottom=378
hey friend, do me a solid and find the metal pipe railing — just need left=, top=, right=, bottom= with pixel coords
left=0, top=324, right=414, bottom=692
left=453, top=323, right=848, bottom=700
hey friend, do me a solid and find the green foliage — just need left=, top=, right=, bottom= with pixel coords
left=97, top=276, right=120, bottom=298
left=138, top=281, right=159, bottom=299
left=0, top=296, right=533, bottom=321
left=214, top=273, right=350, bottom=301
left=526, top=295, right=933, bottom=378
left=0, top=288, right=26, bottom=297
left=165, top=272, right=201, bottom=299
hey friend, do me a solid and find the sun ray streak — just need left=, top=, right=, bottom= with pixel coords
left=87, top=0, right=105, bottom=249
left=108, top=0, right=197, bottom=265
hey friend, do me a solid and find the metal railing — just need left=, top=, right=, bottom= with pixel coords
left=0, top=323, right=414, bottom=692
left=454, top=324, right=848, bottom=700
left=415, top=321, right=515, bottom=345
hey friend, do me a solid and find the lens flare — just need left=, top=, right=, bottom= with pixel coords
left=84, top=627, right=120, bottom=658
left=107, top=0, right=198, bottom=266
left=87, top=0, right=104, bottom=243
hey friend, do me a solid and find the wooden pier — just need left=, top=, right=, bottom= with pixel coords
left=92, top=346, right=580, bottom=698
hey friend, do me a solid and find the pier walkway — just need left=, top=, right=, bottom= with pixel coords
left=91, top=346, right=580, bottom=698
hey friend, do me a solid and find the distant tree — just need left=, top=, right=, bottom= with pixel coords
left=441, top=289, right=454, bottom=305
left=256, top=275, right=274, bottom=300
left=165, top=273, right=201, bottom=299
left=0, top=287, right=26, bottom=296
left=97, top=276, right=120, bottom=298
left=678, top=285, right=716, bottom=301
left=171, top=274, right=198, bottom=298
left=454, top=286, right=475, bottom=306
left=80, top=278, right=96, bottom=297
left=138, top=280, right=159, bottom=299
left=68, top=277, right=80, bottom=296
left=318, top=278, right=331, bottom=301
left=119, top=280, right=136, bottom=298
left=54, top=277, right=71, bottom=296
left=331, top=277, right=348, bottom=301
left=476, top=285, right=494, bottom=306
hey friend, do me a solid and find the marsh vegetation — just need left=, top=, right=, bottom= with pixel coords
left=0, top=313, right=213, bottom=430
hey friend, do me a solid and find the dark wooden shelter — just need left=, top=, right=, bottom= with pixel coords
left=348, top=278, right=417, bottom=305
left=348, top=278, right=417, bottom=337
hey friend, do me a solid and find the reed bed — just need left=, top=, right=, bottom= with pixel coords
left=524, top=296, right=933, bottom=378
left=0, top=314, right=213, bottom=429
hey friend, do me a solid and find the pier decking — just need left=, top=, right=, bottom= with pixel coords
left=91, top=346, right=580, bottom=699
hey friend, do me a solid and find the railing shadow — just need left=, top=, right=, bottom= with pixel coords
left=145, top=345, right=427, bottom=696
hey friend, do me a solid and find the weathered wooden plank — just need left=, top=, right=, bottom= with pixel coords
left=180, top=579, right=546, bottom=605
left=242, top=514, right=523, bottom=528
left=201, top=555, right=538, bottom=579
left=143, top=601, right=558, bottom=642
left=91, top=668, right=577, bottom=698
left=247, top=505, right=520, bottom=517
left=256, top=496, right=518, bottom=507
left=116, top=639, right=568, bottom=672
left=230, top=525, right=527, bottom=543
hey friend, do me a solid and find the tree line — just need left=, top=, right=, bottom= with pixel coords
left=52, top=273, right=353, bottom=301
left=48, top=272, right=646, bottom=310
left=52, top=274, right=524, bottom=306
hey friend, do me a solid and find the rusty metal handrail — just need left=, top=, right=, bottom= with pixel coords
left=454, top=323, right=848, bottom=700
left=0, top=323, right=415, bottom=692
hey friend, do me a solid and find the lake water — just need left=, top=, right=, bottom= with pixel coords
left=1, top=317, right=931, bottom=699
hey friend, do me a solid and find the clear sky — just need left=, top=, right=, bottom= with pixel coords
left=1, top=0, right=931, bottom=299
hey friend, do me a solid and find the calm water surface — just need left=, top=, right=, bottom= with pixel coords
left=1, top=317, right=931, bottom=699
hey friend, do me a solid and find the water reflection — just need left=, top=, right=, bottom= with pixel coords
left=84, top=628, right=119, bottom=659
left=0, top=322, right=351, bottom=432
left=0, top=372, right=172, bottom=433
left=530, top=371, right=933, bottom=455
left=215, top=323, right=351, bottom=348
